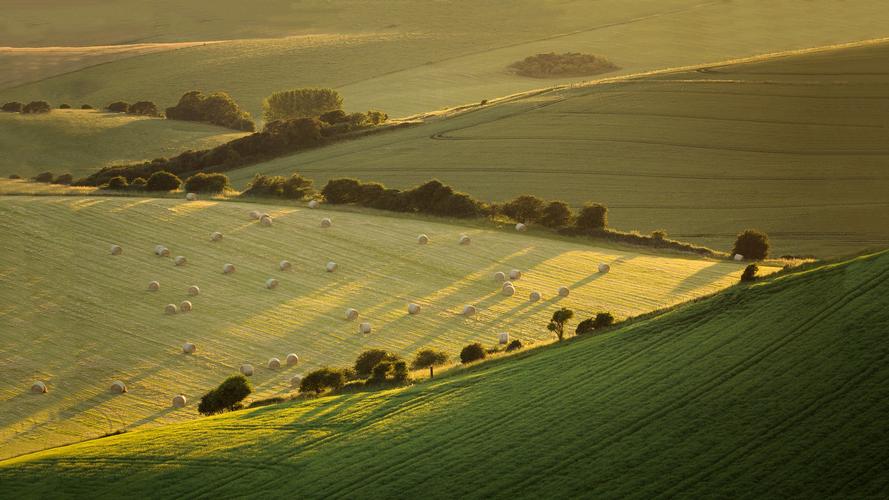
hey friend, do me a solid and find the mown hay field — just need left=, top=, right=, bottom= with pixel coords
left=2, top=249, right=886, bottom=498
left=0, top=194, right=766, bottom=459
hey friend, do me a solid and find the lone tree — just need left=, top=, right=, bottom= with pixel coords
left=732, top=229, right=770, bottom=260
left=197, top=375, right=252, bottom=415
left=548, top=307, right=575, bottom=341
left=575, top=203, right=608, bottom=230
left=411, top=348, right=449, bottom=378
left=262, top=88, right=343, bottom=122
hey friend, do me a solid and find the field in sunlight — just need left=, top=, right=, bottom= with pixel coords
left=0, top=195, right=771, bottom=459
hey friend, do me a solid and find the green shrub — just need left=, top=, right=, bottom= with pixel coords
left=575, top=203, right=608, bottom=230
left=128, top=101, right=160, bottom=117
left=1, top=102, right=23, bottom=112
left=354, top=349, right=397, bottom=378
left=52, top=173, right=73, bottom=185
left=367, top=361, right=393, bottom=385
left=59, top=103, right=71, bottom=109
left=501, top=195, right=545, bottom=223
left=165, top=91, right=255, bottom=131
left=104, top=176, right=129, bottom=190
left=33, top=172, right=54, bottom=183
left=263, top=88, right=343, bottom=122
left=392, top=360, right=410, bottom=383
left=547, top=307, right=575, bottom=341
left=732, top=230, right=770, bottom=260
left=575, top=319, right=594, bottom=335
left=145, top=171, right=181, bottom=191
left=81, top=104, right=93, bottom=110
left=184, top=173, right=230, bottom=194
left=741, top=264, right=759, bottom=283
left=460, top=343, right=486, bottom=364
left=300, top=367, right=347, bottom=394
left=505, top=339, right=524, bottom=352
left=106, top=101, right=129, bottom=113
left=322, top=178, right=362, bottom=204
left=540, top=200, right=572, bottom=228
left=197, top=375, right=252, bottom=416
left=22, top=101, right=51, bottom=114
left=242, top=173, right=313, bottom=199
left=593, top=312, right=615, bottom=329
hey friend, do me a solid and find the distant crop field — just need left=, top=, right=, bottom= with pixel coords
left=0, top=194, right=765, bottom=459
left=0, top=110, right=246, bottom=179
left=228, top=42, right=889, bottom=258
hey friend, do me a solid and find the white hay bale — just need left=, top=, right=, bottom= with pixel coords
left=502, top=285, right=516, bottom=297
left=268, top=357, right=281, bottom=369
left=498, top=332, right=509, bottom=345
left=509, top=269, right=522, bottom=280
left=320, top=218, right=332, bottom=228
left=185, top=192, right=197, bottom=201
left=31, top=381, right=47, bottom=394
left=359, top=322, right=372, bottom=334
left=515, top=223, right=527, bottom=232
left=598, top=263, right=611, bottom=274
left=172, top=394, right=187, bottom=408
left=223, top=263, right=236, bottom=274
left=110, top=244, right=122, bottom=255
left=266, top=278, right=279, bottom=289
left=148, top=280, right=160, bottom=291
left=502, top=281, right=514, bottom=289
left=345, top=308, right=359, bottom=321
left=187, top=285, right=200, bottom=296
left=155, top=245, right=170, bottom=257
left=260, top=214, right=273, bottom=226
left=174, top=255, right=187, bottom=266
left=308, top=200, right=319, bottom=209
left=558, top=286, right=570, bottom=297
left=493, top=271, right=506, bottom=282
left=326, top=261, right=337, bottom=272
left=529, top=291, right=541, bottom=302
left=182, top=342, right=196, bottom=354
left=459, top=234, right=471, bottom=245
left=210, top=231, right=223, bottom=242
left=180, top=300, right=193, bottom=313
left=417, top=234, right=429, bottom=245
left=240, top=364, right=254, bottom=376
left=249, top=210, right=261, bottom=220
left=286, top=353, right=299, bottom=366
left=110, top=381, right=127, bottom=394
left=462, top=305, right=477, bottom=316
left=407, top=303, right=421, bottom=315
left=290, top=375, right=302, bottom=387
left=279, top=260, right=292, bottom=271
left=165, top=303, right=178, bottom=315
left=734, top=253, right=744, bottom=261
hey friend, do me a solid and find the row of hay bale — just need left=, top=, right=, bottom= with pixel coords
left=31, top=380, right=129, bottom=395
left=417, top=234, right=475, bottom=245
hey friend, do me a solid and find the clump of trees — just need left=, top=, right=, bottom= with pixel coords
left=300, top=349, right=413, bottom=395
left=145, top=171, right=181, bottom=191
left=22, top=101, right=51, bottom=114
left=184, top=172, right=230, bottom=194
left=547, top=307, right=575, bottom=341
left=321, top=178, right=483, bottom=218
left=263, top=88, right=343, bottom=123
left=197, top=375, right=252, bottom=415
left=576, top=312, right=615, bottom=335
left=165, top=91, right=255, bottom=131
left=733, top=229, right=770, bottom=260
left=240, top=173, right=313, bottom=199
left=508, top=52, right=618, bottom=78
left=411, top=349, right=449, bottom=378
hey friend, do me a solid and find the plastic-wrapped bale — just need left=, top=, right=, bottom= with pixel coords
left=598, top=263, right=611, bottom=274
left=320, top=218, right=332, bottom=228
left=180, top=300, right=193, bottom=313
left=279, top=260, right=292, bottom=271
left=110, top=244, right=123, bottom=255
left=493, top=271, right=506, bottom=282
left=174, top=255, right=187, bottom=266
left=31, top=381, right=48, bottom=394
left=182, top=342, right=196, bottom=354
left=502, top=285, right=516, bottom=297
left=186, top=192, right=197, bottom=201
left=529, top=291, right=541, bottom=302
left=515, top=223, right=527, bottom=232
left=172, top=394, right=187, bottom=408
left=110, top=381, right=127, bottom=394
left=308, top=200, right=319, bottom=209
left=734, top=254, right=744, bottom=261
left=249, top=210, right=261, bottom=220
left=240, top=364, right=254, bottom=376
left=187, top=285, right=200, bottom=296
left=286, top=353, right=299, bottom=366
left=223, top=263, right=236, bottom=274
left=290, top=375, right=302, bottom=387
left=407, top=303, right=421, bottom=315
left=165, top=303, right=178, bottom=315
left=459, top=234, right=471, bottom=245
left=558, top=286, right=570, bottom=297
left=326, top=261, right=337, bottom=273
left=260, top=214, right=273, bottom=227
left=155, top=245, right=170, bottom=257
left=266, top=278, right=279, bottom=289
left=509, top=269, right=522, bottom=280
left=417, top=234, right=429, bottom=245
left=210, top=231, right=223, bottom=242
left=148, top=280, right=160, bottom=291
left=498, top=332, right=509, bottom=345
left=345, top=308, right=359, bottom=321
left=462, top=305, right=477, bottom=316
left=268, top=358, right=281, bottom=369
left=359, top=322, right=372, bottom=334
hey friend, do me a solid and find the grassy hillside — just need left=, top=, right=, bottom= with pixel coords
left=4, top=1, right=889, bottom=119
left=2, top=249, right=886, bottom=498
left=0, top=109, right=246, bottom=179
left=0, top=194, right=763, bottom=460
left=226, top=41, right=889, bottom=258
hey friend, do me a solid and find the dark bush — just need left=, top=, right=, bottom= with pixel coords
left=367, top=361, right=393, bottom=385
left=741, top=264, right=759, bottom=282
left=166, top=91, right=255, bottom=131
left=366, top=110, right=388, bottom=125
left=460, top=343, right=486, bottom=364
left=1, top=102, right=23, bottom=112
left=33, top=171, right=54, bottom=183
left=594, top=312, right=615, bottom=329
left=501, top=195, right=545, bottom=223
left=411, top=349, right=449, bottom=378
left=242, top=173, right=313, bottom=199
left=52, top=173, right=73, bottom=185
left=106, top=101, right=129, bottom=113
left=319, top=109, right=349, bottom=124
left=300, top=367, right=347, bottom=394
left=81, top=104, right=93, bottom=110
left=184, top=172, right=230, bottom=194
left=128, top=101, right=160, bottom=117
left=22, top=101, right=51, bottom=114
left=576, top=319, right=594, bottom=335
left=392, top=360, right=409, bottom=383
left=130, top=177, right=147, bottom=190
left=322, top=178, right=362, bottom=204
left=145, top=171, right=181, bottom=191
left=732, top=229, right=770, bottom=260
left=505, top=339, right=523, bottom=352
left=104, top=176, right=129, bottom=190
left=575, top=203, right=608, bottom=230
left=197, top=375, right=252, bottom=416
left=358, top=182, right=386, bottom=204
left=540, top=200, right=572, bottom=228
left=354, top=349, right=397, bottom=378
left=59, top=104, right=71, bottom=109
left=8, top=174, right=21, bottom=180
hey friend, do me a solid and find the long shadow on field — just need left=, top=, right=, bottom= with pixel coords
left=669, top=261, right=731, bottom=296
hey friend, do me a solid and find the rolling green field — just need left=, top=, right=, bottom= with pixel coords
left=4, top=1, right=889, bottom=119
left=0, top=194, right=765, bottom=460
left=0, top=110, right=246, bottom=179
left=225, top=41, right=889, bottom=258
left=2, top=248, right=886, bottom=497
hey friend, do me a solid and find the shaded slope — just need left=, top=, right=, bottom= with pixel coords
left=3, top=251, right=887, bottom=498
